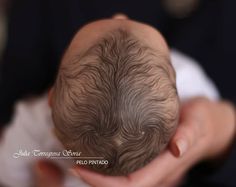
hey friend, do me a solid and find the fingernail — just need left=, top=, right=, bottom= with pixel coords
left=176, top=139, right=188, bottom=157
left=68, top=168, right=80, bottom=177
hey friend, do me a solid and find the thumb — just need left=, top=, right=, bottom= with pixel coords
left=169, top=120, right=195, bottom=157
left=169, top=100, right=205, bottom=157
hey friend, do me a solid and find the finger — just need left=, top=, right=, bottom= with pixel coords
left=169, top=120, right=198, bottom=157
left=71, top=167, right=130, bottom=187
left=129, top=150, right=180, bottom=187
left=169, top=98, right=209, bottom=157
left=35, top=160, right=64, bottom=187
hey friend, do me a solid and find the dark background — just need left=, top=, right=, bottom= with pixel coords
left=0, top=0, right=235, bottom=186
left=0, top=0, right=235, bottom=125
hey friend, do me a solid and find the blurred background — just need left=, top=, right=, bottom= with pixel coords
left=0, top=0, right=236, bottom=124
left=0, top=0, right=6, bottom=57
left=0, top=0, right=236, bottom=186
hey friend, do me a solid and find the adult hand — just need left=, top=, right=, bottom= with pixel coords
left=69, top=97, right=236, bottom=187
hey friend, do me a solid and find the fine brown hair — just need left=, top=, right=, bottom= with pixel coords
left=52, top=29, right=179, bottom=175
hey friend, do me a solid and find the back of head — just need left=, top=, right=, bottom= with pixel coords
left=52, top=29, right=179, bottom=175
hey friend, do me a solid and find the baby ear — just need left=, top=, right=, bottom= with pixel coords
left=48, top=88, right=54, bottom=107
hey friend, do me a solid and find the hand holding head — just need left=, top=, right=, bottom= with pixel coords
left=69, top=97, right=236, bottom=187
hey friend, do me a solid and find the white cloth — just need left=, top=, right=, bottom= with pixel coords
left=171, top=49, right=219, bottom=101
left=0, top=50, right=219, bottom=187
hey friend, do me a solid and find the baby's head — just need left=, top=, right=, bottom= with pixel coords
left=50, top=17, right=180, bottom=175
